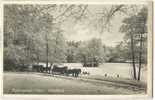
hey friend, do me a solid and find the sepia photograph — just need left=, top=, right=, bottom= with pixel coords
left=2, top=2, right=152, bottom=96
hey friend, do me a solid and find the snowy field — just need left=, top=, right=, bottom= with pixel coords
left=3, top=72, right=146, bottom=94
left=65, top=63, right=147, bottom=83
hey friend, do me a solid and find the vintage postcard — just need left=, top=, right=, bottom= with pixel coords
left=0, top=0, right=153, bottom=100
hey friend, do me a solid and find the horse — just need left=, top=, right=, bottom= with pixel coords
left=32, top=63, right=52, bottom=73
left=32, top=64, right=43, bottom=72
left=74, top=69, right=81, bottom=77
left=66, top=68, right=81, bottom=77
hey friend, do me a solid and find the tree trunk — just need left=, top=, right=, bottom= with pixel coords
left=46, top=33, right=49, bottom=72
left=37, top=53, right=39, bottom=64
left=138, top=33, right=143, bottom=80
left=27, top=39, right=31, bottom=63
left=45, top=16, right=53, bottom=72
left=130, top=32, right=137, bottom=80
left=83, top=55, right=86, bottom=67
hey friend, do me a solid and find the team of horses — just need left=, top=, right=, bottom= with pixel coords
left=32, top=64, right=81, bottom=77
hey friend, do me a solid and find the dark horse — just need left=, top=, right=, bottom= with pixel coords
left=66, top=69, right=81, bottom=77
left=32, top=64, right=43, bottom=72
left=52, top=65, right=68, bottom=75
left=32, top=64, right=52, bottom=73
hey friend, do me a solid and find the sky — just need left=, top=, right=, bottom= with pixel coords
left=59, top=5, right=126, bottom=47
left=59, top=4, right=145, bottom=47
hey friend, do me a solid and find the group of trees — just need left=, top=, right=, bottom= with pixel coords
left=120, top=7, right=147, bottom=80
left=106, top=6, right=147, bottom=80
left=66, top=38, right=105, bottom=66
left=4, top=5, right=67, bottom=70
left=102, top=7, right=148, bottom=80
left=4, top=5, right=105, bottom=70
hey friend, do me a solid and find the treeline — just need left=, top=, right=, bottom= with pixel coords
left=66, top=39, right=105, bottom=64
left=3, top=5, right=106, bottom=71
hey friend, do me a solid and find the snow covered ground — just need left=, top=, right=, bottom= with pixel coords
left=3, top=72, right=146, bottom=94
